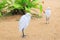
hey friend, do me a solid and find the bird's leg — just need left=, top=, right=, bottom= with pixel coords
left=22, top=28, right=25, bottom=38
left=46, top=17, right=49, bottom=24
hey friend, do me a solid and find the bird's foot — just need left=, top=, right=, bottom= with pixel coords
left=46, top=22, right=49, bottom=24
left=22, top=35, right=27, bottom=38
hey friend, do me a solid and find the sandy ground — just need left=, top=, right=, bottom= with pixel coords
left=0, top=0, right=60, bottom=40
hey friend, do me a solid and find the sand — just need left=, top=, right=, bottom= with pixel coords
left=0, top=0, right=60, bottom=40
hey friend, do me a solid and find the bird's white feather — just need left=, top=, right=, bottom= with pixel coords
left=18, top=13, right=31, bottom=31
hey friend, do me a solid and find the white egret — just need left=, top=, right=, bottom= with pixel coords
left=45, top=7, right=51, bottom=24
left=18, top=13, right=31, bottom=38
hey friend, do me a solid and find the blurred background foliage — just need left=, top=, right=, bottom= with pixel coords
left=0, top=0, right=42, bottom=17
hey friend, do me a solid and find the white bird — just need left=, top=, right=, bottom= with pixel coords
left=18, top=13, right=31, bottom=38
left=45, top=7, right=51, bottom=24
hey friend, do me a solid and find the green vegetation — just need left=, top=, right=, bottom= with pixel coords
left=0, top=0, right=43, bottom=17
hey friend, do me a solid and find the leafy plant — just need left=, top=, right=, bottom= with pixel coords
left=0, top=0, right=43, bottom=16
left=0, top=12, right=2, bottom=17
left=0, top=0, right=7, bottom=11
left=13, top=0, right=40, bottom=12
